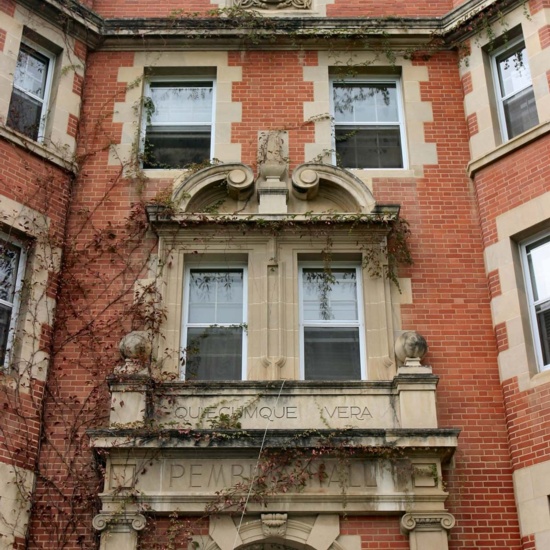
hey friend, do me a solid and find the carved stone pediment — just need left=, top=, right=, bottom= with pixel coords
left=234, top=0, right=312, bottom=10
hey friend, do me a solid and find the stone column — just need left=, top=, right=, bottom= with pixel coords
left=400, top=512, right=455, bottom=550
left=93, top=513, right=146, bottom=550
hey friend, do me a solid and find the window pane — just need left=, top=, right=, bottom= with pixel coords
left=304, top=327, right=361, bottom=380
left=503, top=87, right=539, bottom=140
left=144, top=128, right=211, bottom=168
left=0, top=242, right=20, bottom=303
left=526, top=238, right=550, bottom=303
left=188, top=270, right=244, bottom=324
left=497, top=45, right=532, bottom=98
left=535, top=303, right=550, bottom=367
left=7, top=89, right=43, bottom=140
left=148, top=83, right=213, bottom=125
left=14, top=44, right=49, bottom=99
left=303, top=269, right=358, bottom=321
left=0, top=304, right=12, bottom=366
left=185, top=326, right=242, bottom=380
left=333, top=83, right=398, bottom=124
left=336, top=127, right=403, bottom=169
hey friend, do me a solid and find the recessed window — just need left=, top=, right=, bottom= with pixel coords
left=332, top=79, right=406, bottom=169
left=182, top=268, right=247, bottom=380
left=522, top=234, right=550, bottom=371
left=0, top=235, right=26, bottom=367
left=299, top=266, right=365, bottom=380
left=492, top=38, right=539, bottom=141
left=142, top=79, right=215, bottom=169
left=7, top=40, right=54, bottom=141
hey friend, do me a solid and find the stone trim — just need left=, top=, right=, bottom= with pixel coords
left=400, top=511, right=456, bottom=534
left=92, top=513, right=147, bottom=533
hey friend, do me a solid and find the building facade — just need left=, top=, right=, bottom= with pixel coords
left=0, top=0, right=549, bottom=549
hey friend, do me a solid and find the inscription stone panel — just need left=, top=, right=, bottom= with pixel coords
left=155, top=393, right=398, bottom=430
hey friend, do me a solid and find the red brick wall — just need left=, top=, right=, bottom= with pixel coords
left=91, top=0, right=216, bottom=17
left=473, top=135, right=550, bottom=248
left=327, top=0, right=452, bottom=17
left=229, top=50, right=316, bottom=169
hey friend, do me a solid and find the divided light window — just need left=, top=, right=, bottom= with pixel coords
left=0, top=236, right=26, bottom=367
left=492, top=38, right=539, bottom=141
left=182, top=268, right=246, bottom=380
left=143, top=79, right=214, bottom=169
left=332, top=78, right=406, bottom=169
left=300, top=266, right=365, bottom=380
left=522, top=234, right=550, bottom=371
left=7, top=41, right=54, bottom=141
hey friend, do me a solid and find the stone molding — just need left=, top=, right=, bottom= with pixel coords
left=400, top=512, right=456, bottom=534
left=233, top=0, right=312, bottom=9
left=92, top=513, right=147, bottom=533
left=261, top=513, right=288, bottom=537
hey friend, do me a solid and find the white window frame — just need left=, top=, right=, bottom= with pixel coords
left=521, top=232, right=550, bottom=372
left=330, top=76, right=408, bottom=170
left=299, top=263, right=366, bottom=380
left=141, top=76, right=216, bottom=169
left=0, top=233, right=27, bottom=368
left=180, top=265, right=247, bottom=380
left=8, top=38, right=55, bottom=142
left=491, top=36, right=538, bottom=142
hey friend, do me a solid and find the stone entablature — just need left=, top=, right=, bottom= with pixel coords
left=90, top=429, right=458, bottom=514
left=107, top=376, right=439, bottom=430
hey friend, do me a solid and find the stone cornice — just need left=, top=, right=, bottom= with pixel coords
left=15, top=0, right=527, bottom=50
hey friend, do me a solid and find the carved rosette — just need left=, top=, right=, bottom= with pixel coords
left=261, top=513, right=288, bottom=537
left=400, top=512, right=456, bottom=535
left=234, top=0, right=312, bottom=10
left=93, top=513, right=147, bottom=532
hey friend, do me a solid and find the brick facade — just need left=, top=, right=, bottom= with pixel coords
left=1, top=1, right=549, bottom=549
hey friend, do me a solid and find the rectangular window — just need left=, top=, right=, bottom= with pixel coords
left=0, top=235, right=26, bottom=367
left=7, top=40, right=54, bottom=141
left=299, top=266, right=365, bottom=380
left=143, top=79, right=215, bottom=169
left=332, top=78, right=406, bottom=169
left=522, top=234, right=550, bottom=371
left=182, top=268, right=247, bottom=380
left=492, top=38, right=539, bottom=141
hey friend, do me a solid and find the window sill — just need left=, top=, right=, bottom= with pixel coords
left=528, top=367, right=550, bottom=390
left=346, top=168, right=416, bottom=179
left=0, top=126, right=77, bottom=173
left=468, top=120, right=550, bottom=177
left=143, top=168, right=189, bottom=179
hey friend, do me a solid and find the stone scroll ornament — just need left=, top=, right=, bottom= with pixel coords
left=234, top=0, right=312, bottom=9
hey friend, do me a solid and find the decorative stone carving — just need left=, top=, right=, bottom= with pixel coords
left=257, top=131, right=289, bottom=213
left=226, top=166, right=255, bottom=201
left=395, top=330, right=428, bottom=368
left=400, top=511, right=456, bottom=534
left=261, top=513, right=288, bottom=537
left=93, top=513, right=147, bottom=532
left=292, top=164, right=320, bottom=200
left=116, top=331, right=151, bottom=375
left=234, top=0, right=312, bottom=10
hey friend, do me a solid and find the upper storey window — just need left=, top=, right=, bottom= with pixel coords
left=522, top=234, right=550, bottom=372
left=332, top=78, right=406, bottom=169
left=492, top=38, right=539, bottom=141
left=0, top=236, right=26, bottom=367
left=7, top=41, right=54, bottom=142
left=143, top=79, right=215, bottom=169
left=182, top=268, right=247, bottom=380
left=299, top=266, right=366, bottom=380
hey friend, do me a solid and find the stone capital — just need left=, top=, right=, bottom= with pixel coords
left=400, top=512, right=456, bottom=535
left=93, top=513, right=147, bottom=533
